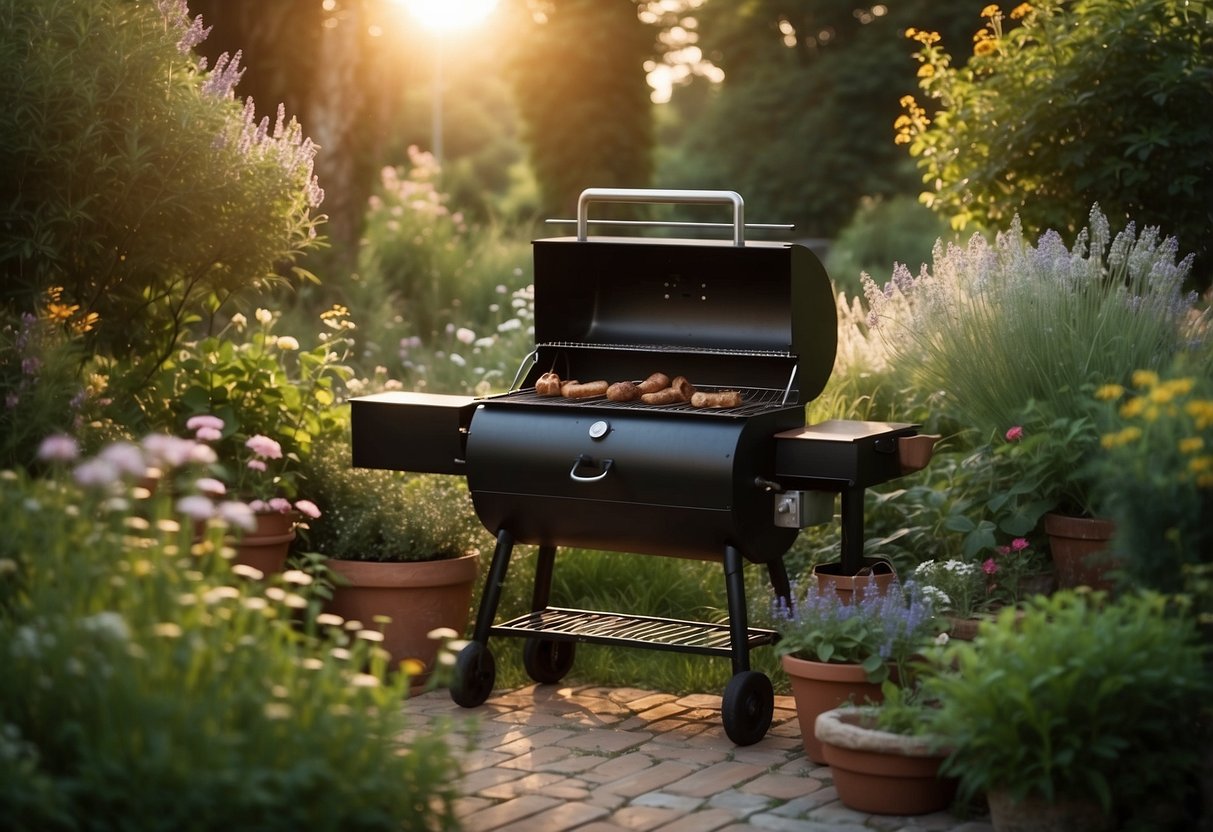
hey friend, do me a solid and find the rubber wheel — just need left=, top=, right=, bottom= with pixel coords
left=450, top=641, right=496, bottom=708
left=721, top=670, right=774, bottom=746
left=522, top=637, right=576, bottom=684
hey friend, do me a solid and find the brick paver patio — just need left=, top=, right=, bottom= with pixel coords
left=403, top=684, right=996, bottom=832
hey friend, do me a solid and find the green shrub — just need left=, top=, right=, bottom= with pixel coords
left=0, top=0, right=324, bottom=379
left=899, top=0, right=1213, bottom=288
left=0, top=438, right=460, bottom=831
left=926, top=590, right=1210, bottom=821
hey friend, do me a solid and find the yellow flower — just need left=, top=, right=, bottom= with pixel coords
left=917, top=63, right=935, bottom=78
left=1149, top=385, right=1176, bottom=405
left=981, top=4, right=1001, bottom=18
left=1186, top=400, right=1213, bottom=430
left=905, top=27, right=917, bottom=38
left=46, top=302, right=79, bottom=322
left=1010, top=3, right=1033, bottom=19
left=1119, top=397, right=1147, bottom=419
left=1190, top=456, right=1213, bottom=475
left=1131, top=369, right=1160, bottom=388
left=894, top=114, right=912, bottom=129
left=1179, top=437, right=1204, bottom=455
left=72, top=311, right=100, bottom=333
left=1101, top=427, right=1143, bottom=449
left=974, top=38, right=998, bottom=57
left=1094, top=383, right=1124, bottom=401
left=1160, top=377, right=1195, bottom=397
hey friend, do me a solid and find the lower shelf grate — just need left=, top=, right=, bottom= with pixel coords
left=490, top=606, right=778, bottom=657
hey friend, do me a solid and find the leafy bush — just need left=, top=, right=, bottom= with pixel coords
left=898, top=0, right=1213, bottom=288
left=0, top=438, right=461, bottom=831
left=301, top=434, right=490, bottom=563
left=1092, top=364, right=1213, bottom=592
left=926, top=590, right=1210, bottom=820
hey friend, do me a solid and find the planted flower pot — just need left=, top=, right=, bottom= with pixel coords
left=233, top=510, right=297, bottom=576
left=1044, top=513, right=1118, bottom=591
left=782, top=654, right=884, bottom=764
left=813, top=557, right=897, bottom=604
left=815, top=706, right=957, bottom=815
left=323, top=552, right=478, bottom=690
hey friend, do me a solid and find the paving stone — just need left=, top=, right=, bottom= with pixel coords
left=493, top=800, right=610, bottom=832
left=625, top=692, right=680, bottom=711
left=459, top=766, right=529, bottom=795
left=489, top=727, right=578, bottom=757
left=456, top=749, right=515, bottom=773
left=706, top=789, right=775, bottom=815
left=460, top=794, right=562, bottom=832
left=599, top=760, right=698, bottom=798
left=730, top=745, right=799, bottom=767
left=674, top=693, right=722, bottom=710
left=650, top=807, right=739, bottom=832
left=770, top=786, right=840, bottom=817
left=558, top=727, right=654, bottom=753
left=634, top=702, right=692, bottom=723
left=604, top=804, right=682, bottom=831
left=581, top=752, right=657, bottom=784
left=664, top=761, right=765, bottom=798
left=453, top=796, right=494, bottom=818
left=747, top=813, right=868, bottom=831
left=630, top=792, right=707, bottom=812
left=633, top=740, right=730, bottom=766
left=477, top=772, right=575, bottom=800
left=644, top=718, right=709, bottom=738
left=741, top=772, right=823, bottom=801
left=497, top=744, right=579, bottom=770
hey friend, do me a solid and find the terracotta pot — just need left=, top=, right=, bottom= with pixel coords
left=816, top=707, right=957, bottom=815
left=898, top=433, right=940, bottom=474
left=1043, top=513, right=1118, bottom=591
left=781, top=654, right=884, bottom=764
left=813, top=557, right=898, bottom=604
left=986, top=788, right=1112, bottom=832
left=324, top=552, right=479, bottom=689
left=233, top=510, right=297, bottom=576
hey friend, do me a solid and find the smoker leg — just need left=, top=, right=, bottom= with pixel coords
left=723, top=544, right=750, bottom=675
left=471, top=529, right=515, bottom=645
left=839, top=486, right=866, bottom=574
left=767, top=557, right=792, bottom=611
left=721, top=544, right=774, bottom=745
left=531, top=544, right=557, bottom=611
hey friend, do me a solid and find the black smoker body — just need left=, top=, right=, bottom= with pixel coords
left=351, top=189, right=924, bottom=745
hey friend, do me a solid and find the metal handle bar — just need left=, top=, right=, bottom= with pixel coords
left=569, top=454, right=613, bottom=483
left=576, top=188, right=746, bottom=246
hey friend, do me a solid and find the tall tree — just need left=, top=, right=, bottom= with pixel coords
left=505, top=0, right=656, bottom=219
left=659, top=0, right=981, bottom=238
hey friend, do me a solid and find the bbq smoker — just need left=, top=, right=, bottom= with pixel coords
left=351, top=189, right=931, bottom=745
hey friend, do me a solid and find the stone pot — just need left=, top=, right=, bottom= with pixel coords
left=815, top=706, right=957, bottom=815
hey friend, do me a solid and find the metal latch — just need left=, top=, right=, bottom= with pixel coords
left=773, top=491, right=834, bottom=528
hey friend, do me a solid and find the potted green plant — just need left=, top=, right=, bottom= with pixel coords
left=815, top=680, right=957, bottom=816
left=862, top=206, right=1204, bottom=588
left=301, top=433, right=490, bottom=689
left=923, top=589, right=1211, bottom=832
left=767, top=577, right=939, bottom=763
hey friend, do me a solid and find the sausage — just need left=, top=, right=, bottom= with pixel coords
left=670, top=376, right=696, bottom=402
left=607, top=381, right=640, bottom=402
left=535, top=372, right=562, bottom=396
left=562, top=379, right=609, bottom=399
left=691, top=390, right=743, bottom=408
left=636, top=372, right=670, bottom=394
left=640, top=387, right=683, bottom=405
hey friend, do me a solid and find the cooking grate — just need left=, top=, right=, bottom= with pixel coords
left=492, top=386, right=790, bottom=417
left=491, top=606, right=777, bottom=656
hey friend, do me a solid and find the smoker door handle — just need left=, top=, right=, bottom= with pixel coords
left=569, top=454, right=613, bottom=483
left=577, top=188, right=745, bottom=246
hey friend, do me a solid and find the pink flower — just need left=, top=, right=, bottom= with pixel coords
left=186, top=415, right=225, bottom=432
left=267, top=497, right=293, bottom=514
left=37, top=434, right=80, bottom=462
left=982, top=558, right=999, bottom=575
left=176, top=495, right=214, bottom=521
left=195, top=477, right=227, bottom=496
left=294, top=499, right=321, bottom=519
left=194, top=426, right=222, bottom=442
left=246, top=459, right=268, bottom=473
left=217, top=501, right=256, bottom=532
left=245, top=435, right=283, bottom=459
left=1010, top=537, right=1030, bottom=552
left=1005, top=425, right=1024, bottom=442
left=996, top=545, right=1011, bottom=556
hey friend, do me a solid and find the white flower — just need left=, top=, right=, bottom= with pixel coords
left=455, top=327, right=476, bottom=344
left=276, top=335, right=300, bottom=350
left=449, top=353, right=466, bottom=367
left=175, top=495, right=214, bottom=521
left=153, top=622, right=183, bottom=638
left=230, top=312, right=247, bottom=329
left=73, top=458, right=120, bottom=488
left=356, top=630, right=385, bottom=642
left=202, top=586, right=240, bottom=604
left=255, top=308, right=273, bottom=324
left=427, top=627, right=458, bottom=640
left=195, top=477, right=226, bottom=496
left=350, top=673, right=380, bottom=688
left=231, top=563, right=265, bottom=581
left=316, top=613, right=344, bottom=627
left=217, top=501, right=256, bottom=531
left=79, top=611, right=130, bottom=641
left=282, top=569, right=313, bottom=586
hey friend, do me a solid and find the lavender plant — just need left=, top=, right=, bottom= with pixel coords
left=862, top=205, right=1208, bottom=518
left=770, top=580, right=939, bottom=683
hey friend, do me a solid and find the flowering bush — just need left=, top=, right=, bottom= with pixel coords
left=769, top=580, right=939, bottom=683
left=862, top=205, right=1207, bottom=522
left=144, top=306, right=354, bottom=502
left=0, top=435, right=460, bottom=829
left=1092, top=367, right=1213, bottom=592
left=914, top=537, right=1048, bottom=618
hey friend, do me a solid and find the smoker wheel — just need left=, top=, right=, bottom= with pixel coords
left=450, top=642, right=496, bottom=707
left=720, top=670, right=774, bottom=746
left=522, top=637, right=576, bottom=685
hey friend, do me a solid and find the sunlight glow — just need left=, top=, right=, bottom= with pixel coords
left=397, top=0, right=499, bottom=33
